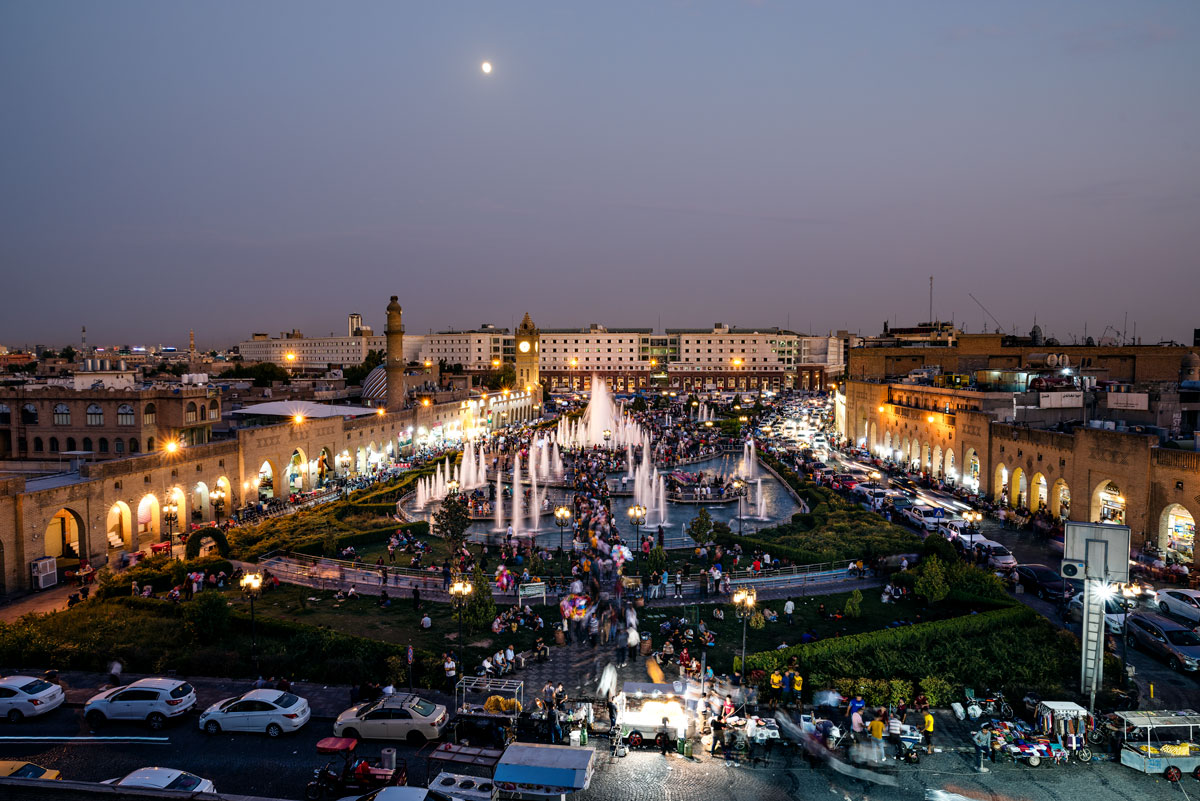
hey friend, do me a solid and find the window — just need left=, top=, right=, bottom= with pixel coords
left=21, top=404, right=38, bottom=425
left=0, top=404, right=9, bottom=424
left=129, top=438, right=139, bottom=453
left=185, top=402, right=197, bottom=423
left=82, top=437, right=92, bottom=451
left=66, top=437, right=76, bottom=451
left=54, top=403, right=71, bottom=425
left=86, top=404, right=104, bottom=426
left=49, top=437, right=59, bottom=452
left=143, top=403, right=156, bottom=425
left=147, top=437, right=155, bottom=452
left=208, top=400, right=219, bottom=420
left=33, top=437, right=43, bottom=452
left=115, top=439, right=124, bottom=453
left=117, top=404, right=135, bottom=426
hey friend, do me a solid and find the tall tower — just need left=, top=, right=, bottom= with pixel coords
left=515, top=312, right=540, bottom=392
left=348, top=313, right=363, bottom=337
left=385, top=296, right=405, bottom=412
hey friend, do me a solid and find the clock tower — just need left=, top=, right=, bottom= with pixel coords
left=515, top=312, right=540, bottom=393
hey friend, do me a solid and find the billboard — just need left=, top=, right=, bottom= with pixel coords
left=1064, top=522, right=1130, bottom=583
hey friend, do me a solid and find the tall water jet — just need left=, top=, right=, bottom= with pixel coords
left=539, top=438, right=550, bottom=478
left=528, top=461, right=540, bottom=534
left=657, top=474, right=667, bottom=523
left=512, top=452, right=523, bottom=534
left=494, top=464, right=505, bottom=532
left=756, top=479, right=767, bottom=519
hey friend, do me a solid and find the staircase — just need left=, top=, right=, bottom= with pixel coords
left=107, top=530, right=124, bottom=549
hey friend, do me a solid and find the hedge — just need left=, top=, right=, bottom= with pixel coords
left=290, top=521, right=430, bottom=557
left=184, top=526, right=231, bottom=560
left=745, top=605, right=1083, bottom=698
left=92, top=555, right=234, bottom=600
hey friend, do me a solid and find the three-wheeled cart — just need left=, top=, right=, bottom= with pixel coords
left=1023, top=700, right=1096, bottom=765
left=1116, top=709, right=1200, bottom=783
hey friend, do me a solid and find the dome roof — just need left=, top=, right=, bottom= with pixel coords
left=1184, top=352, right=1200, bottom=367
left=362, top=365, right=388, bottom=401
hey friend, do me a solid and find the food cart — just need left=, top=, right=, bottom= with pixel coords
left=1116, top=709, right=1200, bottom=782
left=612, top=682, right=697, bottom=751
left=493, top=743, right=596, bottom=800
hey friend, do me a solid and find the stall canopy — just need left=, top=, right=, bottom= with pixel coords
left=495, top=744, right=594, bottom=790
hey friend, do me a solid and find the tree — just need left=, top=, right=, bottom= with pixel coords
left=432, top=493, right=472, bottom=553
left=59, top=346, right=77, bottom=362
left=914, top=556, right=950, bottom=605
left=844, top=589, right=863, bottom=618
left=686, top=508, right=714, bottom=545
left=483, top=364, right=516, bottom=391
left=462, top=563, right=497, bottom=634
left=183, top=589, right=231, bottom=644
left=343, top=350, right=385, bottom=386
left=628, top=396, right=648, bottom=413
left=41, top=349, right=59, bottom=359
left=647, top=546, right=667, bottom=576
left=219, top=362, right=290, bottom=386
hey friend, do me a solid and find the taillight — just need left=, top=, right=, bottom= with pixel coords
left=30, top=699, right=42, bottom=706
left=166, top=699, right=183, bottom=706
left=284, top=713, right=298, bottom=719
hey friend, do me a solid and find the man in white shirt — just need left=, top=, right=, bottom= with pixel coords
left=783, top=598, right=795, bottom=625
left=443, top=654, right=457, bottom=691
left=420, top=613, right=432, bottom=629
left=505, top=644, right=516, bottom=667
left=481, top=656, right=495, bottom=676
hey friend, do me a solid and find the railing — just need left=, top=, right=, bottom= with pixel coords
left=1153, top=448, right=1200, bottom=471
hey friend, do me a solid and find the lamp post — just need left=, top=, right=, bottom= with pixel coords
left=209, top=488, right=226, bottom=526
left=163, top=500, right=178, bottom=544
left=447, top=479, right=459, bottom=497
left=627, top=504, right=646, bottom=546
left=449, top=578, right=473, bottom=668
left=241, top=572, right=262, bottom=672
left=732, top=586, right=757, bottom=703
left=554, top=505, right=572, bottom=554
left=603, top=429, right=612, bottom=449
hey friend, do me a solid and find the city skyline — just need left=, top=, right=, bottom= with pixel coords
left=3, top=2, right=1198, bottom=346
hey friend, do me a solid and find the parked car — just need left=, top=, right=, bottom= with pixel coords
left=0, top=761, right=61, bottom=780
left=937, top=519, right=971, bottom=541
left=0, top=676, right=65, bottom=723
left=1013, top=564, right=1072, bottom=602
left=333, top=694, right=449, bottom=745
left=84, top=678, right=196, bottom=730
left=1065, top=594, right=1128, bottom=634
left=1155, top=589, right=1200, bottom=625
left=199, top=689, right=310, bottom=737
left=1126, top=612, right=1200, bottom=672
left=973, top=540, right=1017, bottom=570
left=104, top=767, right=215, bottom=793
left=902, top=505, right=943, bottom=532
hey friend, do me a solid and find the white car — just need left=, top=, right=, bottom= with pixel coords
left=1156, top=589, right=1200, bottom=624
left=0, top=676, right=65, bottom=723
left=104, top=767, right=215, bottom=793
left=1065, top=594, right=1129, bottom=634
left=937, top=519, right=971, bottom=541
left=199, top=688, right=310, bottom=737
left=333, top=694, right=449, bottom=745
left=84, top=678, right=196, bottom=730
left=903, top=506, right=943, bottom=531
left=974, top=541, right=1017, bottom=570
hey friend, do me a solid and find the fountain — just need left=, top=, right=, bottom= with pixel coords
left=756, top=478, right=767, bottom=519
left=528, top=456, right=540, bottom=534
left=494, top=463, right=504, bottom=532
left=657, top=473, right=667, bottom=523
left=512, top=452, right=523, bottom=534
left=742, top=439, right=757, bottom=478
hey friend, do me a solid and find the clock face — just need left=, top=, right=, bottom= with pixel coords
left=518, top=341, right=531, bottom=353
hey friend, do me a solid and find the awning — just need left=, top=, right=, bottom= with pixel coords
left=495, top=744, right=594, bottom=790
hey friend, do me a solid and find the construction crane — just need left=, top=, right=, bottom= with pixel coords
left=968, top=293, right=1005, bottom=334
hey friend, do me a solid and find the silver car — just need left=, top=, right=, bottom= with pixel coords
left=1127, top=612, right=1200, bottom=672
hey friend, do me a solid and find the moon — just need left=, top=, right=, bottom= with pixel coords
left=481, top=61, right=492, bottom=74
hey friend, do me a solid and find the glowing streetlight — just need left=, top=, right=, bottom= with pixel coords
left=293, top=414, right=305, bottom=424
left=376, top=408, right=386, bottom=417
left=163, top=439, right=180, bottom=454
left=449, top=577, right=474, bottom=658
left=627, top=504, right=647, bottom=542
left=554, top=505, right=572, bottom=553
left=241, top=573, right=263, bottom=671
left=732, top=586, right=757, bottom=693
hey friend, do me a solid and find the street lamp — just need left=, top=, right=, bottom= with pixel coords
left=732, top=586, right=757, bottom=699
left=602, top=429, right=612, bottom=449
left=554, top=505, right=572, bottom=553
left=449, top=577, right=473, bottom=667
left=241, top=573, right=262, bottom=672
left=209, top=488, right=226, bottom=525
left=447, top=479, right=459, bottom=496
left=163, top=499, right=179, bottom=544
left=732, top=480, right=745, bottom=535
left=627, top=504, right=647, bottom=545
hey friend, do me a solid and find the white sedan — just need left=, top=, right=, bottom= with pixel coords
left=105, top=767, right=215, bottom=793
left=199, top=689, right=310, bottom=737
left=0, top=676, right=65, bottom=723
left=1156, top=589, right=1200, bottom=625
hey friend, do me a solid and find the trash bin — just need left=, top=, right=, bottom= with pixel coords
left=569, top=729, right=582, bottom=747
left=640, top=633, right=652, bottom=656
left=381, top=748, right=396, bottom=770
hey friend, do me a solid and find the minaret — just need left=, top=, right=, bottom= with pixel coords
left=81, top=326, right=87, bottom=355
left=189, top=329, right=196, bottom=355
left=385, top=296, right=405, bottom=412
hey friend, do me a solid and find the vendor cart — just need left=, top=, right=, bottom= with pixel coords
left=493, top=742, right=596, bottom=800
left=1115, top=709, right=1200, bottom=783
left=1026, top=701, right=1096, bottom=765
left=613, top=682, right=696, bottom=751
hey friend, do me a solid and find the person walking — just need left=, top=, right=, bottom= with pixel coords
left=783, top=598, right=795, bottom=625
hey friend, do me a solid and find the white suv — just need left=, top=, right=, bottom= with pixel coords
left=85, top=678, right=197, bottom=730
left=0, top=676, right=65, bottom=723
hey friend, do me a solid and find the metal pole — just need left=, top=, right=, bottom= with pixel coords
left=250, top=594, right=258, bottom=672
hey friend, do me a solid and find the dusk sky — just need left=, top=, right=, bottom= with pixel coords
left=3, top=2, right=1198, bottom=349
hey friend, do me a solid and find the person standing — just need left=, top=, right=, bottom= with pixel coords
left=783, top=598, right=795, bottom=625
left=791, top=671, right=803, bottom=710
left=674, top=570, right=683, bottom=600
left=443, top=653, right=457, bottom=692
left=923, top=709, right=935, bottom=755
left=649, top=570, right=661, bottom=599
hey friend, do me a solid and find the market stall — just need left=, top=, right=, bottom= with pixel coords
left=612, top=682, right=697, bottom=750
left=1116, top=709, right=1200, bottom=782
left=493, top=743, right=596, bottom=800
left=985, top=701, right=1095, bottom=768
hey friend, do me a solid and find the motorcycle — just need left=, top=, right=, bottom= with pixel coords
left=966, top=689, right=1013, bottom=720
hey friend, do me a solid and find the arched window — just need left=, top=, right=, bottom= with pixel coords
left=82, top=437, right=92, bottom=451
left=147, top=437, right=155, bottom=452
left=129, top=438, right=139, bottom=453
left=66, top=437, right=77, bottom=451
left=33, top=437, right=43, bottom=452
left=86, top=404, right=104, bottom=426
left=98, top=438, right=109, bottom=453
left=54, top=403, right=71, bottom=425
left=185, top=402, right=197, bottom=423
left=21, top=404, right=38, bottom=425
left=117, top=404, right=135, bottom=426
left=49, top=437, right=59, bottom=452
left=208, top=400, right=219, bottom=420
left=143, top=403, right=157, bottom=425
left=0, top=404, right=10, bottom=425
left=115, top=439, right=124, bottom=453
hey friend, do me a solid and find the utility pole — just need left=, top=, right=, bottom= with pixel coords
left=928, top=276, right=933, bottom=323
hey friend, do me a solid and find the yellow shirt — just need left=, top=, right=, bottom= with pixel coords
left=769, top=673, right=783, bottom=689
left=924, top=713, right=934, bottom=732
left=792, top=674, right=803, bottom=692
left=868, top=720, right=885, bottom=740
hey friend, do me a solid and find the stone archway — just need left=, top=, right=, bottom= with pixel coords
left=288, top=448, right=308, bottom=493
left=932, top=445, right=943, bottom=478
left=1011, top=468, right=1027, bottom=509
left=317, top=448, right=333, bottom=487
left=45, top=507, right=85, bottom=561
left=166, top=486, right=187, bottom=541
left=215, top=476, right=233, bottom=519
left=106, top=501, right=132, bottom=550
left=193, top=481, right=211, bottom=523
left=944, top=448, right=955, bottom=482
left=1050, top=478, right=1070, bottom=520
left=869, top=422, right=878, bottom=452
left=136, top=494, right=160, bottom=546
left=965, top=448, right=981, bottom=492
left=1157, top=503, right=1196, bottom=561
left=993, top=463, right=1009, bottom=505
left=1090, top=480, right=1126, bottom=525
left=1030, top=473, right=1048, bottom=513
left=356, top=446, right=367, bottom=474
left=921, top=443, right=932, bottom=473
left=884, top=431, right=892, bottom=454
left=257, top=460, right=277, bottom=500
